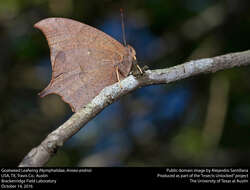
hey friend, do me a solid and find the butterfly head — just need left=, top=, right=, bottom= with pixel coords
left=126, top=45, right=137, bottom=63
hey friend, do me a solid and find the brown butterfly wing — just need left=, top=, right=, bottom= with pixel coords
left=35, top=18, right=132, bottom=112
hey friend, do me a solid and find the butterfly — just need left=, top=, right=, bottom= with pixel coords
left=35, top=17, right=141, bottom=112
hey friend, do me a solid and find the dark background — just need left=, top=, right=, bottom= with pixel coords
left=0, top=0, right=249, bottom=166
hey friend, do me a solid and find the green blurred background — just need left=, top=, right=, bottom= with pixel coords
left=0, top=0, right=249, bottom=167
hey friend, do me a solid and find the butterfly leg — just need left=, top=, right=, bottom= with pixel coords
left=132, top=55, right=143, bottom=74
left=115, top=66, right=123, bottom=88
left=136, top=64, right=143, bottom=74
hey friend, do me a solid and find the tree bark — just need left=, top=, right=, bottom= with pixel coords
left=19, top=50, right=250, bottom=167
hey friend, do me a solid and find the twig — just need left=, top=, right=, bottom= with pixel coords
left=19, top=50, right=250, bottom=167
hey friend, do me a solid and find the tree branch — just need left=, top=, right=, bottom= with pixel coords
left=19, top=50, right=250, bottom=167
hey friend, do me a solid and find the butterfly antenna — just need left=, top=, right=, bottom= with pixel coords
left=120, top=8, right=127, bottom=46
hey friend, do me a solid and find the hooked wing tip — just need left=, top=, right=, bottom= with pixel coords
left=34, top=18, right=47, bottom=29
left=33, top=18, right=59, bottom=30
left=38, top=89, right=49, bottom=98
left=37, top=82, right=53, bottom=98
